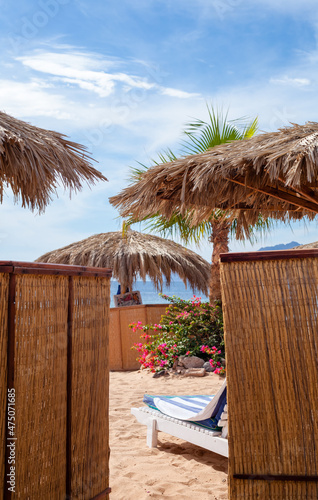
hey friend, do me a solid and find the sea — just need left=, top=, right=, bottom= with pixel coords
left=110, top=280, right=208, bottom=307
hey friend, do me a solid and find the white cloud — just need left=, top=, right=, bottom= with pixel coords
left=59, top=76, right=115, bottom=97
left=18, top=52, right=125, bottom=97
left=270, top=76, right=311, bottom=87
left=17, top=51, right=168, bottom=98
left=0, top=79, right=71, bottom=119
left=16, top=49, right=198, bottom=101
left=0, top=48, right=206, bottom=156
left=160, top=87, right=200, bottom=98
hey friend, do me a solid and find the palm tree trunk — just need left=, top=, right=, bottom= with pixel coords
left=209, top=219, right=231, bottom=303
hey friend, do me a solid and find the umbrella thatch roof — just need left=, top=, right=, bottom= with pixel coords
left=36, top=229, right=210, bottom=294
left=0, top=111, right=107, bottom=211
left=110, top=122, right=318, bottom=235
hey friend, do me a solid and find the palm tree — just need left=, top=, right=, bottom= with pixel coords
left=127, top=106, right=270, bottom=303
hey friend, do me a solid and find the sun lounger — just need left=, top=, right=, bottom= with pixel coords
left=131, top=379, right=228, bottom=457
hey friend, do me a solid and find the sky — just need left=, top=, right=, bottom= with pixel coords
left=1, top=0, right=318, bottom=264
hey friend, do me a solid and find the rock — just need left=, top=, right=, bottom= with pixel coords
left=172, top=359, right=178, bottom=370
left=181, top=356, right=205, bottom=369
left=183, top=368, right=206, bottom=377
left=153, top=370, right=169, bottom=378
left=203, top=361, right=215, bottom=372
left=177, top=356, right=186, bottom=367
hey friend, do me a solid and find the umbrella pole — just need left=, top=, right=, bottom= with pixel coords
left=209, top=219, right=231, bottom=303
left=120, top=282, right=132, bottom=293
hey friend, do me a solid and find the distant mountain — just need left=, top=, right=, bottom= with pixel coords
left=258, top=241, right=300, bottom=251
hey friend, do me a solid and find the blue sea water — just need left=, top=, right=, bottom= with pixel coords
left=110, top=280, right=208, bottom=307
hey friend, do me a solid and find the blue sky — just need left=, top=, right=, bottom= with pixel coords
left=1, top=0, right=318, bottom=263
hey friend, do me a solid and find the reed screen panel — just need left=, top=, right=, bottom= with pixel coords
left=14, top=274, right=69, bottom=499
left=0, top=273, right=9, bottom=499
left=0, top=261, right=111, bottom=500
left=70, top=276, right=110, bottom=499
left=108, top=308, right=123, bottom=370
left=119, top=306, right=147, bottom=370
left=145, top=304, right=167, bottom=327
left=220, top=252, right=318, bottom=500
left=108, top=304, right=167, bottom=371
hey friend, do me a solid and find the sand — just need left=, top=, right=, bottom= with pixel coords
left=109, top=370, right=228, bottom=500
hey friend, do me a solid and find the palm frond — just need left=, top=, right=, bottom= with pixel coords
left=143, top=212, right=211, bottom=246
left=230, top=215, right=276, bottom=243
left=182, top=104, right=258, bottom=155
left=129, top=162, right=149, bottom=181
left=129, top=149, right=178, bottom=182
left=124, top=104, right=265, bottom=248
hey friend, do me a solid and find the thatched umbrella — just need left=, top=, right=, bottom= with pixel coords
left=110, top=122, right=318, bottom=234
left=0, top=111, right=107, bottom=211
left=36, top=229, right=210, bottom=295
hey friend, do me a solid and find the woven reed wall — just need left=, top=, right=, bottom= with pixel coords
left=108, top=308, right=123, bottom=370
left=0, top=274, right=9, bottom=499
left=71, top=276, right=110, bottom=499
left=0, top=262, right=111, bottom=500
left=220, top=255, right=318, bottom=500
left=14, top=274, right=69, bottom=499
left=109, top=304, right=167, bottom=370
left=145, top=305, right=167, bottom=326
left=120, top=306, right=148, bottom=370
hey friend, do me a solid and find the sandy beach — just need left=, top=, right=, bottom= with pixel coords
left=109, top=370, right=228, bottom=500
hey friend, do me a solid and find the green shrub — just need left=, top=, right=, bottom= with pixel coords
left=129, top=294, right=225, bottom=374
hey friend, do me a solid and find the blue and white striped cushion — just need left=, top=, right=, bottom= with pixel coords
left=143, top=379, right=226, bottom=430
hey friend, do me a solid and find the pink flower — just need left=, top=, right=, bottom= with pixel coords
left=186, top=351, right=190, bottom=356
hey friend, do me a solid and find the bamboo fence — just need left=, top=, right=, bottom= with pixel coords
left=220, top=249, right=318, bottom=500
left=0, top=261, right=111, bottom=500
left=109, top=304, right=167, bottom=370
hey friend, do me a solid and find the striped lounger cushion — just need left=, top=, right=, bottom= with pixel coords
left=143, top=380, right=226, bottom=430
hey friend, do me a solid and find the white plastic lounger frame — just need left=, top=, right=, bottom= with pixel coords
left=131, top=406, right=228, bottom=458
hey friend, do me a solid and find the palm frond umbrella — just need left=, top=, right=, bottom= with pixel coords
left=0, top=111, right=107, bottom=211
left=110, top=122, right=318, bottom=236
left=36, top=229, right=210, bottom=295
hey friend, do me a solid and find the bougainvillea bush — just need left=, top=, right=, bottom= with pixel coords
left=129, top=295, right=225, bottom=375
